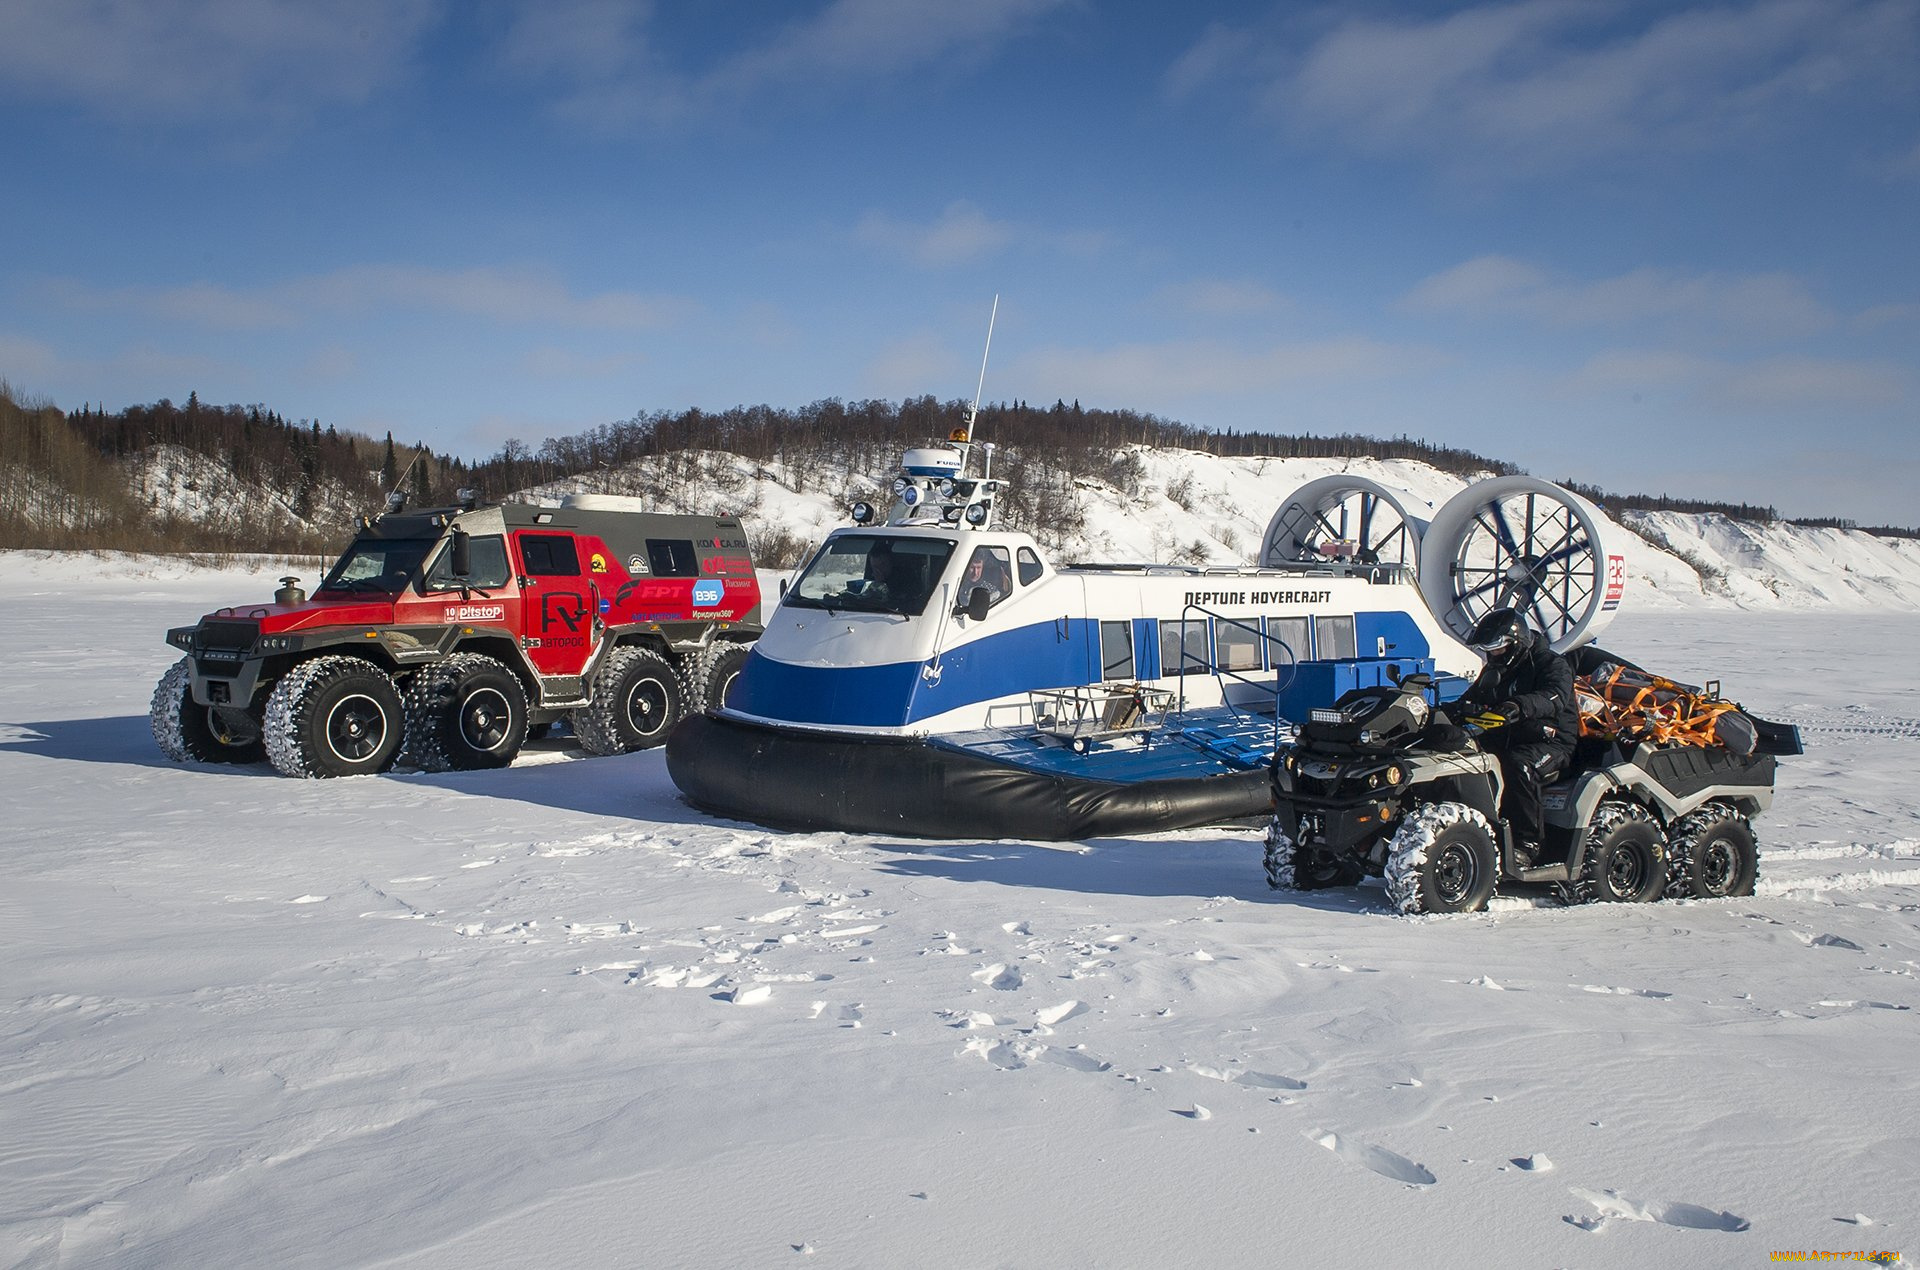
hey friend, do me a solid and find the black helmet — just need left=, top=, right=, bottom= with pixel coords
left=1466, top=607, right=1529, bottom=663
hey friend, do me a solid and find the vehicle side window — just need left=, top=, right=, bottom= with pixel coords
left=647, top=539, right=699, bottom=577
left=520, top=534, right=581, bottom=577
left=424, top=536, right=511, bottom=591
left=1100, top=620, right=1134, bottom=681
left=1159, top=618, right=1209, bottom=676
left=1215, top=619, right=1262, bottom=671
left=1315, top=614, right=1358, bottom=661
left=1016, top=547, right=1044, bottom=586
left=1266, top=617, right=1310, bottom=668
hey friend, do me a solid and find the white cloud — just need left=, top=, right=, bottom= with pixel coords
left=522, top=347, right=646, bottom=378
left=1403, top=255, right=1836, bottom=341
left=863, top=334, right=961, bottom=397
left=0, top=0, right=437, bottom=123
left=40, top=266, right=687, bottom=332
left=0, top=334, right=61, bottom=380
left=1174, top=0, right=1920, bottom=170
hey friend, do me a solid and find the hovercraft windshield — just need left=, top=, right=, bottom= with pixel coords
left=785, top=534, right=957, bottom=618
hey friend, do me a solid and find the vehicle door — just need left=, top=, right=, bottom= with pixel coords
left=512, top=531, right=600, bottom=677
left=406, top=533, right=523, bottom=634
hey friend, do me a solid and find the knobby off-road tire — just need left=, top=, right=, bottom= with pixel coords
left=150, top=656, right=266, bottom=764
left=698, top=643, right=753, bottom=712
left=572, top=646, right=688, bottom=755
left=1264, top=817, right=1362, bottom=891
left=264, top=655, right=405, bottom=778
left=399, top=653, right=529, bottom=773
left=1385, top=802, right=1499, bottom=915
left=1665, top=801, right=1758, bottom=899
left=1575, top=801, right=1667, bottom=904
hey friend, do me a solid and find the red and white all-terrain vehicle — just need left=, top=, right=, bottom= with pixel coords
left=151, top=490, right=763, bottom=777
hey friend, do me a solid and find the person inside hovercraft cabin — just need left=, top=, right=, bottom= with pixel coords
left=960, top=546, right=1009, bottom=608
left=1452, top=607, right=1577, bottom=866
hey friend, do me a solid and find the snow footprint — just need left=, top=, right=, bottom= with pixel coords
left=1307, top=1129, right=1436, bottom=1186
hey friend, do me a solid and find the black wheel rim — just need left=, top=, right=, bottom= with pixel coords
left=459, top=687, right=513, bottom=752
left=1608, top=845, right=1647, bottom=896
left=1435, top=840, right=1478, bottom=905
left=624, top=677, right=670, bottom=738
left=1699, top=840, right=1735, bottom=895
left=325, top=693, right=388, bottom=762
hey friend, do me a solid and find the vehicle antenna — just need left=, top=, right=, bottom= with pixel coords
left=963, top=294, right=999, bottom=475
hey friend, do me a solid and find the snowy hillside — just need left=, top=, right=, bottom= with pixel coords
left=2, top=554, right=1917, bottom=1267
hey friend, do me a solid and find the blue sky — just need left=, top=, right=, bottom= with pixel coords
left=2, top=0, right=1915, bottom=523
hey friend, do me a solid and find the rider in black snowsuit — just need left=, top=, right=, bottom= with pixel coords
left=1454, top=608, right=1577, bottom=862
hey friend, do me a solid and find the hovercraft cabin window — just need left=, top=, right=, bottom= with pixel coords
left=1159, top=619, right=1209, bottom=676
left=1017, top=547, right=1044, bottom=586
left=1099, top=620, right=1134, bottom=681
left=646, top=539, right=700, bottom=578
left=1265, top=616, right=1310, bottom=668
left=1215, top=618, right=1262, bottom=672
left=1316, top=614, right=1358, bottom=661
left=519, top=534, right=580, bottom=576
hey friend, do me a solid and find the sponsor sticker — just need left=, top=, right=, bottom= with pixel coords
left=446, top=604, right=505, bottom=622
left=691, top=580, right=724, bottom=608
left=627, top=554, right=649, bottom=574
left=589, top=552, right=609, bottom=574
left=1601, top=554, right=1627, bottom=611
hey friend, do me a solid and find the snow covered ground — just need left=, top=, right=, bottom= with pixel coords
left=3, top=552, right=1917, bottom=1268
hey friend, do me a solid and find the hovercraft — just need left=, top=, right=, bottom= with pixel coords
left=665, top=419, right=1629, bottom=841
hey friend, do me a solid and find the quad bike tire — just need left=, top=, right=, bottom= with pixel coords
left=699, top=644, right=752, bottom=712
left=1264, top=818, right=1362, bottom=891
left=400, top=653, right=529, bottom=772
left=1665, top=802, right=1758, bottom=899
left=1385, top=802, right=1499, bottom=915
left=150, top=656, right=266, bottom=765
left=264, top=655, right=405, bottom=778
left=573, top=646, right=688, bottom=755
left=1575, top=802, right=1667, bottom=904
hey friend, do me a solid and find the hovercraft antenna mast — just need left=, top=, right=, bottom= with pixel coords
left=965, top=294, right=999, bottom=480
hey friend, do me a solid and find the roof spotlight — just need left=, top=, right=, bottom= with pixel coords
left=937, top=477, right=955, bottom=499
left=384, top=492, right=407, bottom=515
left=851, top=500, right=875, bottom=524
left=891, top=476, right=909, bottom=495
left=901, top=485, right=920, bottom=506
left=941, top=504, right=962, bottom=524
left=964, top=501, right=990, bottom=526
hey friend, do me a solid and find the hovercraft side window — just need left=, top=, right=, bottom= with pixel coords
left=1159, top=618, right=1210, bottom=676
left=787, top=534, right=955, bottom=617
left=1265, top=616, right=1310, bottom=670
left=1316, top=614, right=1358, bottom=661
left=1100, top=620, right=1134, bottom=681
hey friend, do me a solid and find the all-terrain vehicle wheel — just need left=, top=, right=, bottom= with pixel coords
left=400, top=653, right=529, bottom=772
left=150, top=656, right=266, bottom=764
left=1665, top=802, right=1758, bottom=899
left=699, top=644, right=752, bottom=712
left=264, top=655, right=405, bottom=778
left=1385, top=802, right=1499, bottom=915
left=573, top=646, right=687, bottom=755
left=1576, top=802, right=1667, bottom=904
left=1264, top=817, right=1361, bottom=891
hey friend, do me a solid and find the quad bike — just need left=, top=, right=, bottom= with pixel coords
left=1263, top=667, right=1802, bottom=914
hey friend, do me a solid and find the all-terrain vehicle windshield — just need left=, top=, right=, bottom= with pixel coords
left=317, top=538, right=438, bottom=594
left=786, top=534, right=955, bottom=617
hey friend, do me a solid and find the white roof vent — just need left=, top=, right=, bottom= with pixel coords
left=560, top=493, right=649, bottom=513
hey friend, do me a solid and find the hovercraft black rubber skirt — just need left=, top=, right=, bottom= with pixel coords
left=667, top=712, right=1271, bottom=840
